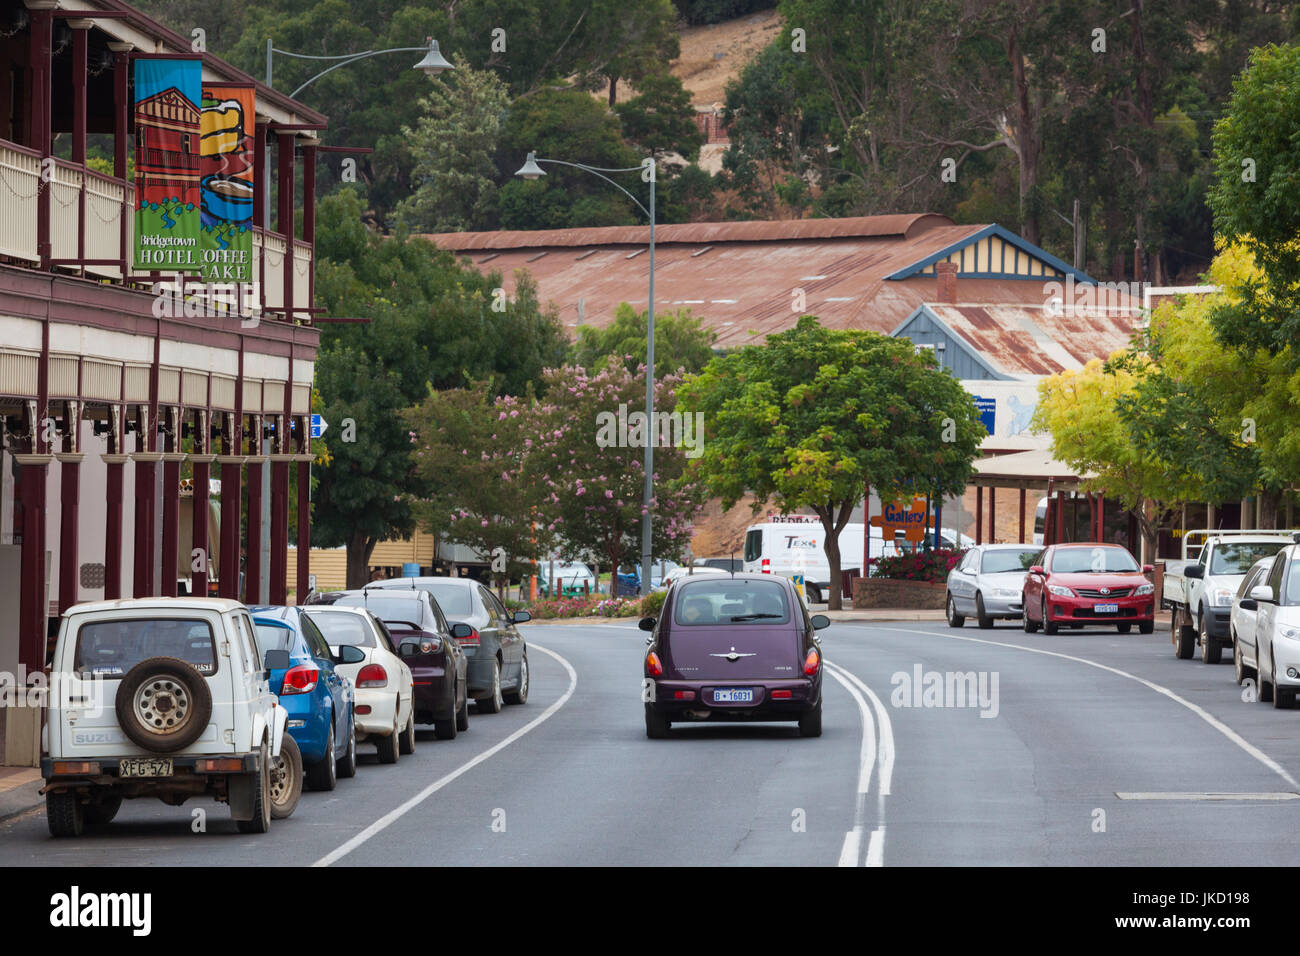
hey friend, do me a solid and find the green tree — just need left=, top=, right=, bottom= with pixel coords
left=571, top=304, right=718, bottom=378
left=615, top=69, right=705, bottom=161
left=682, top=316, right=985, bottom=609
left=394, top=57, right=511, bottom=234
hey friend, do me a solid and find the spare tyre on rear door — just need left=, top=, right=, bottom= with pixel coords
left=114, top=657, right=213, bottom=752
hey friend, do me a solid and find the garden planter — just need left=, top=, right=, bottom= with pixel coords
left=853, top=577, right=948, bottom=610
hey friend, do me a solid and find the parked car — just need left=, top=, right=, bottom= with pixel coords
left=301, top=605, right=415, bottom=763
left=695, top=557, right=745, bottom=572
left=945, top=544, right=1041, bottom=627
left=366, top=576, right=531, bottom=712
left=249, top=606, right=361, bottom=793
left=641, top=573, right=830, bottom=739
left=1230, top=555, right=1277, bottom=687
left=536, top=560, right=596, bottom=597
left=1239, top=540, right=1300, bottom=708
left=323, top=589, right=469, bottom=738
left=42, top=597, right=292, bottom=836
left=1164, top=529, right=1295, bottom=662
left=1021, top=543, right=1156, bottom=634
left=660, top=565, right=728, bottom=590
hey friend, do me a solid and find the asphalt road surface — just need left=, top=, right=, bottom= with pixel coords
left=5, top=618, right=1300, bottom=867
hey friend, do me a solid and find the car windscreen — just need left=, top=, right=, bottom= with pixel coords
left=75, top=617, right=217, bottom=677
left=1211, top=542, right=1287, bottom=575
left=303, top=610, right=376, bottom=648
left=1285, top=559, right=1300, bottom=606
left=674, top=579, right=791, bottom=626
left=981, top=549, right=1041, bottom=573
left=253, top=621, right=299, bottom=653
left=335, top=593, right=425, bottom=630
left=413, top=582, right=474, bottom=617
left=1050, top=547, right=1140, bottom=573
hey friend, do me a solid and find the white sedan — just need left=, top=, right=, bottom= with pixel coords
left=1242, top=543, right=1300, bottom=709
left=301, top=605, right=415, bottom=764
left=660, top=565, right=729, bottom=589
left=1230, top=555, right=1275, bottom=687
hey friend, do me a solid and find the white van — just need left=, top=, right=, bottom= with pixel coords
left=742, top=517, right=900, bottom=603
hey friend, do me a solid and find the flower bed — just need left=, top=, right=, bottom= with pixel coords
left=525, top=595, right=642, bottom=619
left=868, top=548, right=965, bottom=584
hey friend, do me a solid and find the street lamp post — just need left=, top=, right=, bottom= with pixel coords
left=514, top=153, right=656, bottom=595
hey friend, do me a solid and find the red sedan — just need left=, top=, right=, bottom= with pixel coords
left=1022, top=543, right=1156, bottom=634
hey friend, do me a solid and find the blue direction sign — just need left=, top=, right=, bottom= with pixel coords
left=973, top=396, right=996, bottom=435
left=310, top=414, right=328, bottom=439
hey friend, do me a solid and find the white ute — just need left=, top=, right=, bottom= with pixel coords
left=41, top=597, right=292, bottom=837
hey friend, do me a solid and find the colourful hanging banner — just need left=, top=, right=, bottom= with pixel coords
left=199, top=84, right=256, bottom=284
left=133, top=58, right=203, bottom=272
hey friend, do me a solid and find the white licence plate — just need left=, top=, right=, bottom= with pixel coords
left=119, top=758, right=173, bottom=778
left=1094, top=603, right=1119, bottom=614
left=714, top=688, right=754, bottom=703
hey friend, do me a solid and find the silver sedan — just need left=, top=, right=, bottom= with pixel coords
left=946, top=544, right=1042, bottom=628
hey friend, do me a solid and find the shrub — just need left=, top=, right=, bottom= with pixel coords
left=869, top=547, right=965, bottom=584
left=639, top=589, right=666, bottom=618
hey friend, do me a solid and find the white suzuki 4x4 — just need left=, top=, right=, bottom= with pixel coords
left=42, top=597, right=295, bottom=837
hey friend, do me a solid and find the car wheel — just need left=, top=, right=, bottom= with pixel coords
left=1259, top=658, right=1275, bottom=703
left=434, top=682, right=459, bottom=740
left=1041, top=597, right=1058, bottom=635
left=1272, top=657, right=1294, bottom=709
left=1173, top=611, right=1195, bottom=659
left=946, top=593, right=965, bottom=628
left=1022, top=594, right=1039, bottom=633
left=504, top=652, right=529, bottom=705
left=798, top=699, right=823, bottom=738
left=375, top=719, right=400, bottom=763
left=268, top=733, right=303, bottom=820
left=645, top=703, right=670, bottom=739
left=337, top=718, right=358, bottom=778
left=455, top=689, right=470, bottom=732
left=805, top=584, right=822, bottom=605
left=1116, top=623, right=1132, bottom=634
left=236, top=740, right=272, bottom=834
left=399, top=711, right=417, bottom=755
left=46, top=791, right=85, bottom=838
left=478, top=660, right=504, bottom=714
left=1199, top=610, right=1222, bottom=664
left=1234, top=631, right=1256, bottom=685
left=975, top=593, right=994, bottom=629
left=1138, top=619, right=1154, bottom=634
left=305, top=728, right=338, bottom=791
left=114, top=657, right=213, bottom=753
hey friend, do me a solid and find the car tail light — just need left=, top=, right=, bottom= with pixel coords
left=646, top=651, right=664, bottom=677
left=771, top=690, right=793, bottom=700
left=762, top=558, right=771, bottom=574
left=356, top=705, right=372, bottom=715
left=199, top=758, right=243, bottom=772
left=457, top=627, right=480, bottom=646
left=52, top=761, right=99, bottom=775
left=280, top=664, right=318, bottom=695
left=419, top=638, right=441, bottom=654
left=803, top=648, right=820, bottom=676
left=356, top=664, right=388, bottom=688
left=673, top=690, right=695, bottom=700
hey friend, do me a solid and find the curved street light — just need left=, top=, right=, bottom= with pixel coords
left=515, top=152, right=657, bottom=596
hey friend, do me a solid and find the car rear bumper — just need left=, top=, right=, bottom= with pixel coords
left=465, top=653, right=497, bottom=695
left=410, top=666, right=453, bottom=721
left=279, top=694, right=332, bottom=763
left=352, top=688, right=399, bottom=737
left=42, top=753, right=259, bottom=792
left=647, top=678, right=819, bottom=720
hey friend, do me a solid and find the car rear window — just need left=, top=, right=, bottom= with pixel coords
left=304, top=610, right=376, bottom=648
left=413, top=582, right=474, bottom=617
left=673, top=579, right=791, bottom=626
left=335, top=593, right=425, bottom=630
left=253, top=621, right=299, bottom=654
left=74, top=617, right=217, bottom=677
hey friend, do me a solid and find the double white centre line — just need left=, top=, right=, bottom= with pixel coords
left=824, top=660, right=895, bottom=867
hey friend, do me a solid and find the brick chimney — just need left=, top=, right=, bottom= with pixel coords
left=935, top=260, right=957, bottom=303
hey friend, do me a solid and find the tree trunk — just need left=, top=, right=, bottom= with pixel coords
left=1008, top=26, right=1040, bottom=246
left=608, top=75, right=618, bottom=107
left=822, top=524, right=843, bottom=611
left=345, top=529, right=376, bottom=590
left=1258, top=489, right=1280, bottom=530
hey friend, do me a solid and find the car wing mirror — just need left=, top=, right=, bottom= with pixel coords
left=333, top=645, right=365, bottom=665
left=638, top=616, right=657, bottom=632
left=511, top=610, right=532, bottom=624
left=1029, top=566, right=1045, bottom=576
left=451, top=623, right=473, bottom=640
left=1250, top=585, right=1273, bottom=603
left=1239, top=598, right=1258, bottom=611
left=263, top=649, right=290, bottom=672
left=1142, top=564, right=1154, bottom=574
left=811, top=614, right=831, bottom=630
left=1185, top=565, right=1204, bottom=579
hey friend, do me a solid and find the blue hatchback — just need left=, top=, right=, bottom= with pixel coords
left=250, top=606, right=360, bottom=792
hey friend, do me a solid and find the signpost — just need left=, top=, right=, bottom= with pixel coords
left=310, top=414, right=327, bottom=439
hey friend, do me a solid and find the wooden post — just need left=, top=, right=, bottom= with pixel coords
left=1018, top=488, right=1026, bottom=543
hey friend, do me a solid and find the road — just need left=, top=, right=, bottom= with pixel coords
left=5, top=618, right=1300, bottom=866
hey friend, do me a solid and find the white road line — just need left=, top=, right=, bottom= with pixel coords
left=825, top=660, right=888, bottom=867
left=1116, top=792, right=1300, bottom=801
left=829, top=663, right=895, bottom=796
left=312, top=642, right=578, bottom=867
left=860, top=625, right=1300, bottom=790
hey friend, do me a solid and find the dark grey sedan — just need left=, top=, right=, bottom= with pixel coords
left=366, top=576, right=531, bottom=712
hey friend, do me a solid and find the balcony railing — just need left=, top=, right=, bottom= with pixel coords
left=0, top=136, right=312, bottom=322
